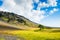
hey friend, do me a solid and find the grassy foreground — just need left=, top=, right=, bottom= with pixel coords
left=1, top=29, right=60, bottom=40
left=0, top=21, right=60, bottom=40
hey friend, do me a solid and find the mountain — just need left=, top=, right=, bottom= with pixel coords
left=0, top=11, right=40, bottom=29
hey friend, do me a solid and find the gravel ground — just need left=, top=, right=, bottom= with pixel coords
left=0, top=34, right=24, bottom=40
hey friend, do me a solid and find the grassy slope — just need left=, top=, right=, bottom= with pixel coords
left=0, top=11, right=39, bottom=28
left=0, top=21, right=38, bottom=30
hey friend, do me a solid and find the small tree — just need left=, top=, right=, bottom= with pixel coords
left=38, top=24, right=44, bottom=30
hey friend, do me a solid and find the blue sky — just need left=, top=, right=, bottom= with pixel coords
left=0, top=0, right=60, bottom=27
left=32, top=0, right=60, bottom=27
left=0, top=0, right=3, bottom=6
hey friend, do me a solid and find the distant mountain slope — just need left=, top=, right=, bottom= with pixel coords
left=0, top=11, right=39, bottom=28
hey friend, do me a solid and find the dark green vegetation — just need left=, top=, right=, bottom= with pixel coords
left=38, top=24, right=45, bottom=30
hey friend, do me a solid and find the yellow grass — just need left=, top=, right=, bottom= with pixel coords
left=0, top=21, right=60, bottom=40
left=0, top=30, right=60, bottom=40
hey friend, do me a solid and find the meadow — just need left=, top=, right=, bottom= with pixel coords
left=0, top=21, right=60, bottom=40
left=0, top=29, right=60, bottom=40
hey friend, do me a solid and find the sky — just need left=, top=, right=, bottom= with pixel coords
left=0, top=0, right=60, bottom=27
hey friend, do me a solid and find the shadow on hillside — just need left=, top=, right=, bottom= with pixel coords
left=0, top=26, right=22, bottom=30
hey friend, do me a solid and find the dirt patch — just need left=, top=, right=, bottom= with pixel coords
left=0, top=34, right=24, bottom=40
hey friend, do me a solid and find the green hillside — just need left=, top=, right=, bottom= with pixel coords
left=0, top=11, right=40, bottom=28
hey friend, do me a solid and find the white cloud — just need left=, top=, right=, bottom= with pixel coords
left=37, top=0, right=57, bottom=9
left=33, top=0, right=39, bottom=3
left=0, top=7, right=8, bottom=11
left=49, top=8, right=58, bottom=15
left=0, top=0, right=46, bottom=23
left=31, top=10, right=45, bottom=23
left=37, top=0, right=58, bottom=16
left=53, top=8, right=58, bottom=11
left=48, top=0, right=57, bottom=7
